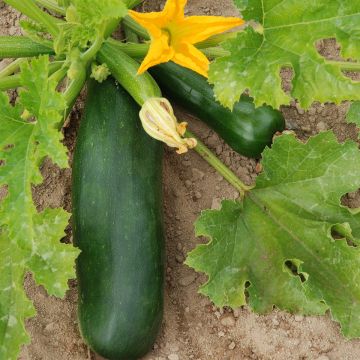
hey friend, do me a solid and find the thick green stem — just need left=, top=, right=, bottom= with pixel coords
left=106, top=38, right=228, bottom=59
left=64, top=67, right=86, bottom=109
left=185, top=130, right=254, bottom=197
left=106, top=38, right=147, bottom=57
left=124, top=26, right=140, bottom=43
left=49, top=64, right=68, bottom=83
left=122, top=15, right=150, bottom=40
left=81, top=24, right=107, bottom=63
left=0, top=73, right=22, bottom=91
left=0, top=36, right=54, bottom=59
left=35, top=0, right=66, bottom=15
left=5, top=0, right=60, bottom=37
left=0, top=58, right=27, bottom=78
left=0, top=61, right=64, bottom=91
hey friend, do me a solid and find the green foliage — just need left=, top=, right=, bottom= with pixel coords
left=347, top=101, right=360, bottom=128
left=209, top=0, right=360, bottom=109
left=186, top=132, right=360, bottom=338
left=55, top=0, right=127, bottom=53
left=0, top=56, right=80, bottom=359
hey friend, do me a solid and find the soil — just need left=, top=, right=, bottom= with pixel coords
left=1, top=1, right=360, bottom=359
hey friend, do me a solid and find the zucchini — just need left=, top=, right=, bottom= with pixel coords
left=72, top=78, right=164, bottom=360
left=98, top=42, right=161, bottom=106
left=0, top=36, right=54, bottom=59
left=149, top=62, right=285, bottom=158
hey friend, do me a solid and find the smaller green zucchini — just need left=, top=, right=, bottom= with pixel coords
left=98, top=42, right=161, bottom=106
left=150, top=62, right=285, bottom=158
left=0, top=36, right=54, bottom=59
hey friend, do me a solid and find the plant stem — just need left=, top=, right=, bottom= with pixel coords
left=81, top=24, right=107, bottom=63
left=0, top=73, right=22, bottom=91
left=124, top=26, right=140, bottom=43
left=0, top=58, right=27, bottom=78
left=106, top=38, right=229, bottom=60
left=49, top=63, right=68, bottom=83
left=5, top=0, right=60, bottom=37
left=0, top=36, right=54, bottom=59
left=122, top=15, right=150, bottom=40
left=35, top=0, right=66, bottom=15
left=185, top=130, right=254, bottom=197
left=0, top=61, right=64, bottom=91
left=106, top=38, right=147, bottom=57
left=64, top=66, right=86, bottom=110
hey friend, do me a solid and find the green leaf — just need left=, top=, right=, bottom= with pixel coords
left=20, top=20, right=54, bottom=48
left=209, top=0, right=360, bottom=109
left=186, top=131, right=360, bottom=338
left=0, top=56, right=79, bottom=359
left=56, top=0, right=127, bottom=52
left=347, top=101, right=360, bottom=128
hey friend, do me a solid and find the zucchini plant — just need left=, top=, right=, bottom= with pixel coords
left=0, top=0, right=359, bottom=358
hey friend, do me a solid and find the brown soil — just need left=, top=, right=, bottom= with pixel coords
left=1, top=1, right=360, bottom=359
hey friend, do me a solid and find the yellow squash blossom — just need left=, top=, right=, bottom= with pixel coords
left=128, top=0, right=244, bottom=77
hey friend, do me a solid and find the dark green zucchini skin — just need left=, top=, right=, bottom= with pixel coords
left=150, top=62, right=285, bottom=158
left=72, top=78, right=164, bottom=360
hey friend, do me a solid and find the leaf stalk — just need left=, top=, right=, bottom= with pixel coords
left=186, top=130, right=254, bottom=197
left=35, top=0, right=66, bottom=15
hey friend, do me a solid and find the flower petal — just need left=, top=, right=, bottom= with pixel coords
left=171, top=42, right=210, bottom=77
left=163, top=0, right=188, bottom=21
left=137, top=34, right=175, bottom=74
left=180, top=16, right=245, bottom=44
left=128, top=10, right=168, bottom=37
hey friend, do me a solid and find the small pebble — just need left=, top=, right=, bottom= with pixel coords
left=192, top=168, right=205, bottom=180
left=211, top=197, right=222, bottom=210
left=316, top=121, right=327, bottom=131
left=228, top=342, right=236, bottom=350
left=233, top=308, right=241, bottom=318
left=207, top=134, right=219, bottom=147
left=194, top=191, right=202, bottom=200
left=179, top=273, right=196, bottom=286
left=220, top=314, right=236, bottom=327
left=44, top=322, right=56, bottom=332
left=296, top=107, right=305, bottom=115
left=168, top=355, right=179, bottom=360
left=185, top=180, right=192, bottom=188
left=218, top=331, right=225, bottom=337
left=294, top=315, right=304, bottom=322
left=255, top=163, right=263, bottom=174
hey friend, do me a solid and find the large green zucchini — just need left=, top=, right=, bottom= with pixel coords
left=72, top=78, right=164, bottom=360
left=150, top=62, right=285, bottom=158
